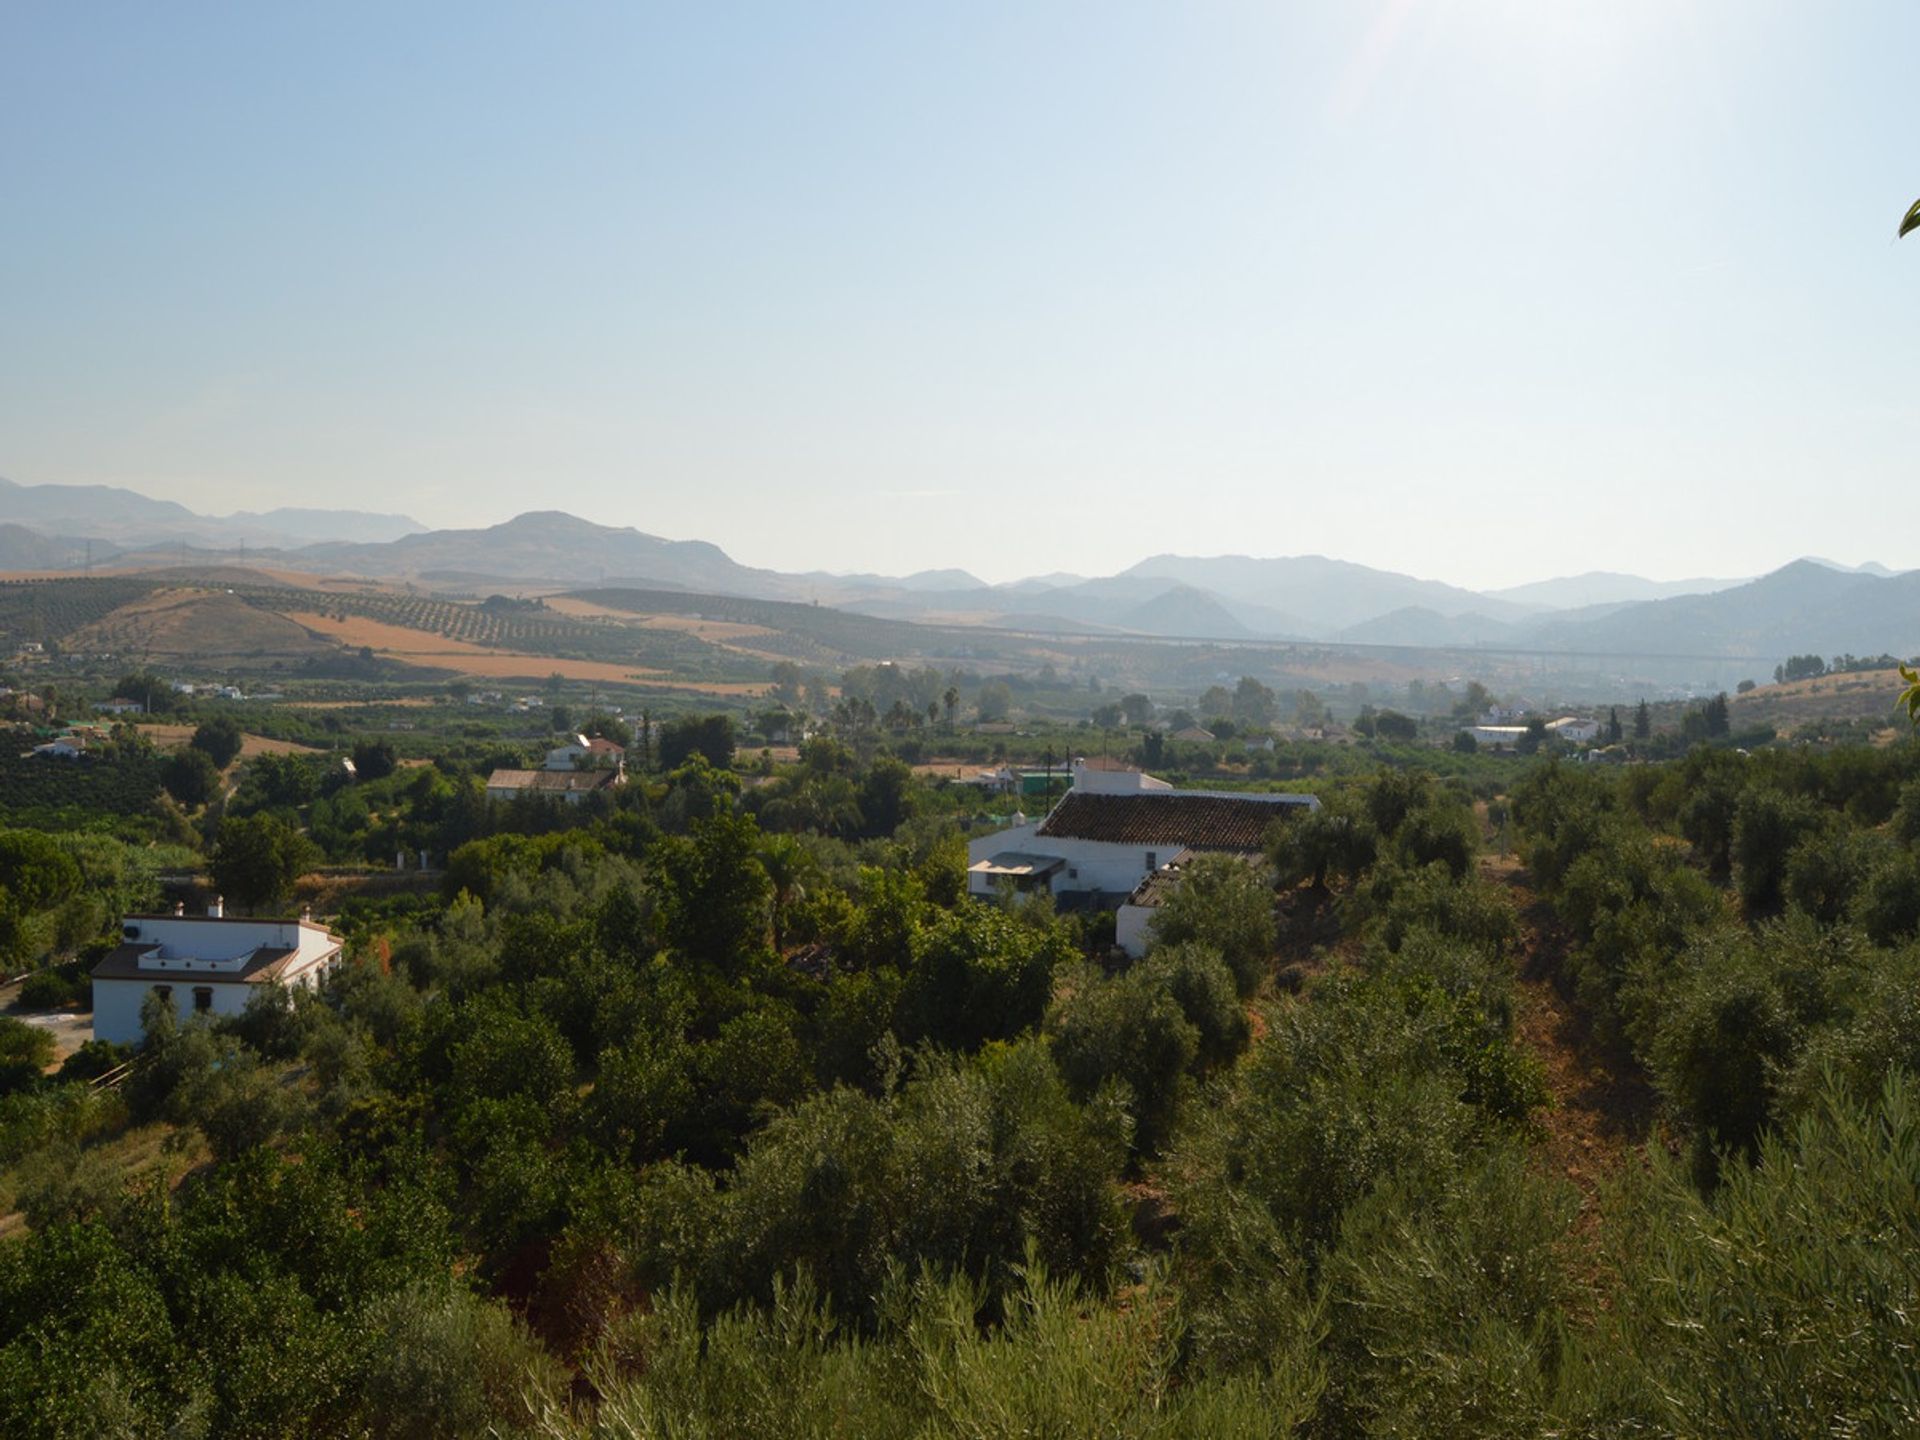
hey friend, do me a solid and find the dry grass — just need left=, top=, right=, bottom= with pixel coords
left=137, top=723, right=325, bottom=758
left=285, top=610, right=671, bottom=683
left=1731, top=667, right=1907, bottom=732
left=70, top=590, right=334, bottom=660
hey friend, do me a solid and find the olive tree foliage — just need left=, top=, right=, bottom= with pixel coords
left=1147, top=854, right=1276, bottom=996
left=1587, top=1071, right=1920, bottom=1435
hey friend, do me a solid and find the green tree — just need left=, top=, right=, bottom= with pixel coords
left=1634, top=699, right=1651, bottom=740
left=653, top=811, right=772, bottom=968
left=907, top=904, right=1069, bottom=1050
left=659, top=714, right=736, bottom=771
left=1148, top=853, right=1277, bottom=995
left=191, top=714, right=244, bottom=769
left=210, top=813, right=319, bottom=912
left=162, top=747, right=224, bottom=808
left=351, top=739, right=398, bottom=781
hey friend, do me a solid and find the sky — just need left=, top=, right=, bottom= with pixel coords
left=3, top=1, right=1917, bottom=589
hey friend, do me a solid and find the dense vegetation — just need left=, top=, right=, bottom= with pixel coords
left=1, top=713, right=1916, bottom=1435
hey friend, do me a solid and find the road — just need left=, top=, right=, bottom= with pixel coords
left=0, top=979, right=94, bottom=1067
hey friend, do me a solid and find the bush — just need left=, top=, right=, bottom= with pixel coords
left=162, top=747, right=224, bottom=808
left=0, top=1016, right=56, bottom=1098
left=1147, top=854, right=1277, bottom=996
left=191, top=715, right=245, bottom=769
left=15, top=968, right=76, bottom=1011
left=1049, top=962, right=1198, bottom=1156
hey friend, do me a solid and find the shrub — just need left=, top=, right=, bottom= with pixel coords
left=1148, top=854, right=1277, bottom=996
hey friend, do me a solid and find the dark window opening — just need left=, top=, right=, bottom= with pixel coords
left=193, top=987, right=214, bottom=1013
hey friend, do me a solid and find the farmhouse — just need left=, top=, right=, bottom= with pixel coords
left=91, top=900, right=344, bottom=1046
left=966, top=758, right=1315, bottom=906
left=485, top=766, right=625, bottom=804
left=543, top=734, right=625, bottom=771
left=92, top=697, right=145, bottom=716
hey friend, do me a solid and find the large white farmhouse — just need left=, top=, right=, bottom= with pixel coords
left=91, top=901, right=345, bottom=1046
left=967, top=758, right=1317, bottom=905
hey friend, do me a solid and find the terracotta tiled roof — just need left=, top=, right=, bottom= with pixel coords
left=1036, top=792, right=1310, bottom=851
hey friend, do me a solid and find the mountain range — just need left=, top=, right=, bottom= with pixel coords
left=1, top=475, right=1912, bottom=670
left=0, top=475, right=423, bottom=553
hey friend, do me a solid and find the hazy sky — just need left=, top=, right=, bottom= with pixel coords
left=4, top=2, right=1917, bottom=588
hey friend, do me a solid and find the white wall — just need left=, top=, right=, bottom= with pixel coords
left=121, top=915, right=305, bottom=958
left=1116, top=902, right=1154, bottom=958
left=93, top=953, right=339, bottom=1047
left=968, top=821, right=1186, bottom=898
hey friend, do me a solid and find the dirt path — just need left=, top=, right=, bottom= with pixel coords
left=1479, top=854, right=1658, bottom=1232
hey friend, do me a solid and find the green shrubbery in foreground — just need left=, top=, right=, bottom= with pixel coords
left=0, top=747, right=1916, bottom=1436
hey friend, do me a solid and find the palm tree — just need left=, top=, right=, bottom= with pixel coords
left=943, top=686, right=960, bottom=732
left=757, top=833, right=815, bottom=952
left=1902, top=199, right=1920, bottom=239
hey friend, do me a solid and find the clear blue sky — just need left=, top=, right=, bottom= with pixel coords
left=3, top=2, right=1916, bottom=587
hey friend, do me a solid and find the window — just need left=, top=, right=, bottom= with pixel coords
left=193, top=987, right=214, bottom=1013
left=1145, top=851, right=1157, bottom=871
left=152, top=985, right=172, bottom=1005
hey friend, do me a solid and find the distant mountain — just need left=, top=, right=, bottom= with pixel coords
left=1122, top=554, right=1538, bottom=636
left=1336, top=607, right=1520, bottom=648
left=823, top=567, right=988, bottom=593
left=223, top=507, right=424, bottom=544
left=291, top=510, right=799, bottom=597
left=1530, top=560, right=1920, bottom=659
left=0, top=475, right=424, bottom=549
left=0, top=475, right=199, bottom=534
left=1802, top=557, right=1902, bottom=579
left=1116, top=585, right=1250, bottom=639
left=0, top=522, right=102, bottom=570
left=1485, top=571, right=1746, bottom=610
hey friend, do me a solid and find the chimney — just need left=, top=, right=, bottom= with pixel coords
left=208, top=895, right=224, bottom=919
left=300, top=905, right=313, bottom=923
left=174, top=901, right=185, bottom=917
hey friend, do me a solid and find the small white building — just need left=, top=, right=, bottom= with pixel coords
left=544, top=735, right=625, bottom=771
left=1115, top=851, right=1196, bottom=958
left=32, top=734, right=88, bottom=760
left=91, top=901, right=345, bottom=1046
left=93, top=698, right=145, bottom=716
left=1547, top=716, right=1602, bottom=744
left=966, top=759, right=1315, bottom=904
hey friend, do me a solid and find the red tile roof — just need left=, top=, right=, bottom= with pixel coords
left=1036, top=792, right=1309, bottom=851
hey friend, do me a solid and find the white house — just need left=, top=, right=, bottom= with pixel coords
left=544, top=735, right=625, bottom=771
left=31, top=734, right=88, bottom=760
left=485, top=766, right=625, bottom=804
left=91, top=900, right=345, bottom=1046
left=1547, top=716, right=1602, bottom=744
left=93, top=697, right=145, bottom=716
left=966, top=758, right=1316, bottom=904
left=1469, top=725, right=1531, bottom=749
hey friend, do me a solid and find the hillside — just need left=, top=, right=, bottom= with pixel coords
left=1531, top=561, right=1920, bottom=659
left=290, top=511, right=799, bottom=597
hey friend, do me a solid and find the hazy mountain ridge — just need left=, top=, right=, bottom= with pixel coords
left=4, top=475, right=1914, bottom=663
left=0, top=475, right=423, bottom=550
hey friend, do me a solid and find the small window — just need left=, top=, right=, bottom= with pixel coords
left=152, top=985, right=172, bottom=1004
left=193, top=987, right=214, bottom=1013
left=1145, top=852, right=1157, bottom=871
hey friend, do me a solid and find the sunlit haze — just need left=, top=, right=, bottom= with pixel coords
left=4, top=2, right=1916, bottom=587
